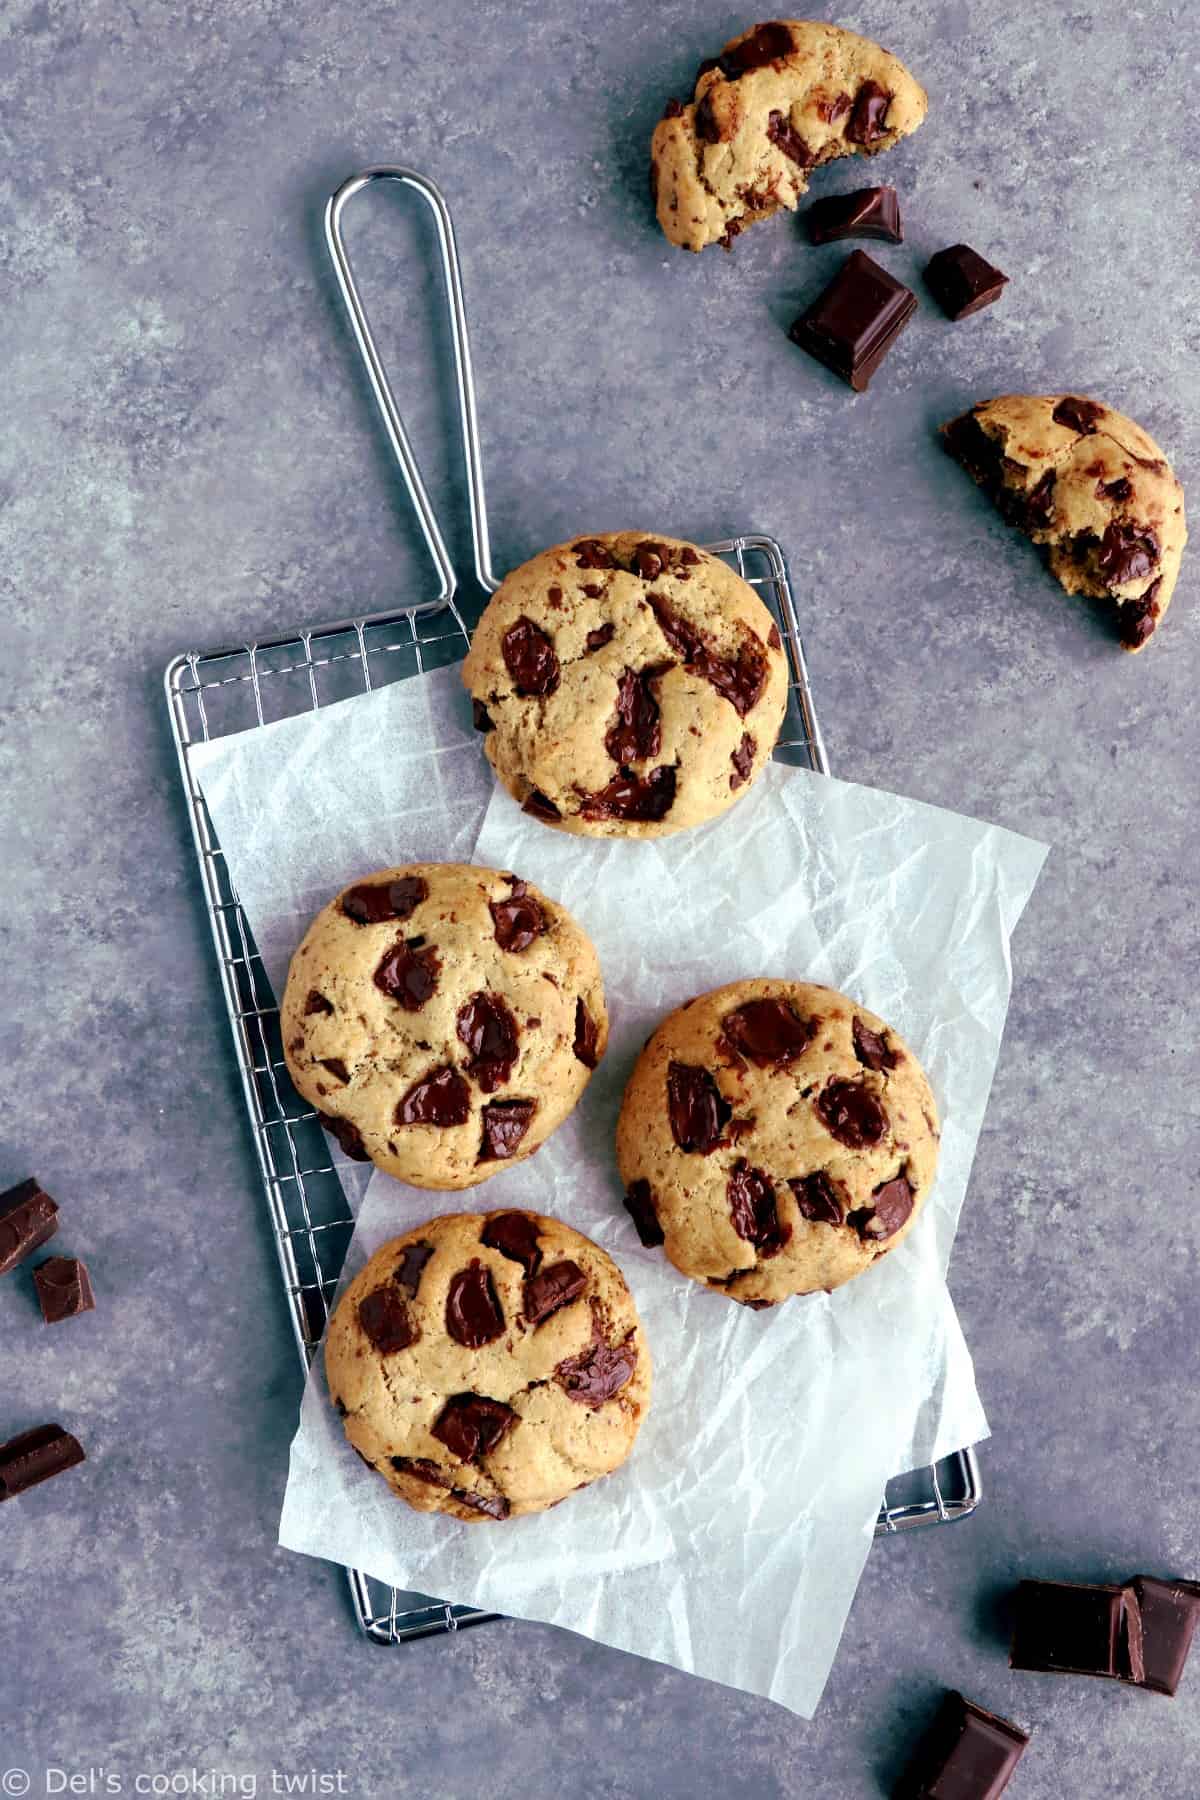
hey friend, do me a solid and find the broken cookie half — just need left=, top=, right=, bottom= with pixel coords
left=651, top=20, right=927, bottom=253
left=943, top=394, right=1187, bottom=651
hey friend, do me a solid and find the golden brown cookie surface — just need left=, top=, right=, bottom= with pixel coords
left=616, top=980, right=939, bottom=1307
left=943, top=394, right=1187, bottom=650
left=326, top=1210, right=651, bottom=1521
left=282, top=864, right=606, bottom=1189
left=462, top=533, right=789, bottom=838
left=651, top=20, right=927, bottom=253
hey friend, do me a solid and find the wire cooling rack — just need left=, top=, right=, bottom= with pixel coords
left=165, top=167, right=980, bottom=1649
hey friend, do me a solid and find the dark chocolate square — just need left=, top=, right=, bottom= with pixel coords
left=1124, top=1576, right=1200, bottom=1696
left=1009, top=1578, right=1127, bottom=1677
left=33, top=1254, right=96, bottom=1324
left=925, top=244, right=1008, bottom=321
left=788, top=250, right=917, bottom=392
left=0, top=1176, right=60, bottom=1276
left=896, top=1691, right=1029, bottom=1799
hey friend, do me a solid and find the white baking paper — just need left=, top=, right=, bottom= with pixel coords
left=250, top=708, right=1047, bottom=1717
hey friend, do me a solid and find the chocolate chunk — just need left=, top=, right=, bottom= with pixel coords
left=524, top=1259, right=587, bottom=1326
left=1098, top=475, right=1133, bottom=503
left=585, top=622, right=616, bottom=652
left=852, top=1016, right=899, bottom=1072
left=649, top=595, right=705, bottom=661
left=332, top=1396, right=349, bottom=1418
left=395, top=1242, right=434, bottom=1298
left=502, top=616, right=560, bottom=696
left=1098, top=521, right=1159, bottom=587
left=396, top=1065, right=471, bottom=1128
left=709, top=21, right=794, bottom=78
left=849, top=1172, right=914, bottom=1242
left=0, top=1423, right=85, bottom=1501
left=817, top=92, right=852, bottom=123
left=661, top=97, right=684, bottom=121
left=573, top=538, right=615, bottom=570
left=481, top=1212, right=542, bottom=1274
left=766, top=109, right=813, bottom=167
left=32, top=1255, right=96, bottom=1325
left=342, top=876, right=428, bottom=925
left=1010, top=1578, right=1131, bottom=1678
left=789, top=251, right=917, bottom=392
left=727, top=1161, right=791, bottom=1257
left=1052, top=395, right=1105, bottom=434
left=318, top=1111, right=370, bottom=1160
left=924, top=243, right=1009, bottom=321
left=729, top=732, right=756, bottom=790
left=522, top=788, right=561, bottom=822
left=478, top=1098, right=536, bottom=1161
left=722, top=997, right=815, bottom=1067
left=646, top=597, right=766, bottom=717
left=431, top=1394, right=516, bottom=1462
left=789, top=1171, right=843, bottom=1225
left=1123, top=1577, right=1200, bottom=1696
left=816, top=1078, right=887, bottom=1148
left=896, top=1690, right=1029, bottom=1800
left=605, top=664, right=671, bottom=764
left=634, top=540, right=669, bottom=579
left=1118, top=579, right=1161, bottom=648
left=490, top=886, right=545, bottom=952
left=942, top=410, right=1007, bottom=495
left=667, top=1061, right=732, bottom=1153
left=445, top=1261, right=505, bottom=1347
left=573, top=998, right=600, bottom=1069
left=472, top=698, right=494, bottom=733
left=623, top=1179, right=665, bottom=1247
left=358, top=1285, right=418, bottom=1354
left=318, top=1057, right=350, bottom=1084
left=1026, top=468, right=1057, bottom=528
left=0, top=1177, right=59, bottom=1276
left=694, top=93, right=722, bottom=144
left=578, top=765, right=677, bottom=823
left=556, top=1336, right=637, bottom=1406
left=390, top=1455, right=449, bottom=1488
left=456, top=992, right=520, bottom=1093
left=304, top=990, right=334, bottom=1016
left=768, top=622, right=782, bottom=650
left=454, top=1486, right=510, bottom=1519
left=845, top=80, right=891, bottom=145
left=806, top=185, right=902, bottom=245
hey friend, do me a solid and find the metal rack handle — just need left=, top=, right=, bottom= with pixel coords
left=324, top=167, right=498, bottom=602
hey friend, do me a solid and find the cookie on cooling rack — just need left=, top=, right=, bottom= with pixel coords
left=461, top=532, right=789, bottom=838
left=282, top=863, right=607, bottom=1189
left=651, top=20, right=927, bottom=253
left=943, top=394, right=1187, bottom=650
left=326, top=1209, right=651, bottom=1521
left=616, top=979, right=939, bottom=1308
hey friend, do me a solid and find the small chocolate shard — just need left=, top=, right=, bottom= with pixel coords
left=33, top=1256, right=96, bottom=1324
left=729, top=732, right=756, bottom=790
left=0, top=1178, right=59, bottom=1276
left=584, top=622, right=616, bottom=653
left=0, top=1423, right=86, bottom=1500
left=766, top=108, right=813, bottom=167
left=1122, top=1576, right=1200, bottom=1696
left=806, top=185, right=901, bottom=245
left=924, top=243, right=1008, bottom=321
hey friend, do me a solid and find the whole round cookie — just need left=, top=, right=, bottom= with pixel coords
left=282, top=864, right=607, bottom=1189
left=651, top=20, right=927, bottom=253
left=943, top=394, right=1187, bottom=650
left=461, top=532, right=789, bottom=838
left=615, top=979, right=939, bottom=1307
left=326, top=1210, right=651, bottom=1521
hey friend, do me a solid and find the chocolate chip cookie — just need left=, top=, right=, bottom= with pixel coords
left=651, top=20, right=927, bottom=253
left=462, top=533, right=789, bottom=838
left=616, top=980, right=939, bottom=1307
left=326, top=1210, right=651, bottom=1521
left=943, top=395, right=1187, bottom=650
left=282, top=864, right=607, bottom=1189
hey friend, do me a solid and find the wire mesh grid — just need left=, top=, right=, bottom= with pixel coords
left=166, top=535, right=980, bottom=1647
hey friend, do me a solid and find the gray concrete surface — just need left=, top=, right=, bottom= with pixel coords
left=2, top=2, right=1197, bottom=1795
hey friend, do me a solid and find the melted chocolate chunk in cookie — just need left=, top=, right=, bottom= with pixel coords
left=667, top=1061, right=732, bottom=1153
left=456, top=992, right=520, bottom=1093
left=481, top=1212, right=543, bottom=1274
left=318, top=1057, right=350, bottom=1085
left=704, top=20, right=794, bottom=79
left=729, top=732, right=755, bottom=790
left=574, top=538, right=616, bottom=570
left=816, top=1078, right=887, bottom=1149
left=623, top=1179, right=665, bottom=1246
left=573, top=998, right=600, bottom=1069
left=304, top=990, right=334, bottom=1016
left=374, top=940, right=440, bottom=1009
left=728, top=1161, right=790, bottom=1257
left=766, top=109, right=814, bottom=167
left=358, top=1285, right=418, bottom=1354
left=585, top=622, right=616, bottom=652
left=472, top=698, right=494, bottom=733
left=397, top=1065, right=471, bottom=1128
left=1098, top=521, right=1159, bottom=587
left=319, top=1112, right=370, bottom=1160
left=342, top=875, right=428, bottom=925
left=723, top=997, right=815, bottom=1067
left=849, top=1172, right=914, bottom=1241
left=502, top=617, right=560, bottom=696
left=522, top=788, right=562, bottom=822
left=556, top=1336, right=638, bottom=1406
left=490, top=883, right=545, bottom=951
left=1098, top=475, right=1133, bottom=504
left=524, top=1259, right=587, bottom=1326
left=1052, top=395, right=1105, bottom=435
left=395, top=1242, right=434, bottom=1297
left=789, top=1170, right=843, bottom=1225
left=578, top=765, right=677, bottom=823
left=478, top=1098, right=537, bottom=1162
left=846, top=80, right=891, bottom=144
left=432, top=1394, right=516, bottom=1462
left=445, top=1262, right=505, bottom=1347
left=852, top=1016, right=900, bottom=1072
left=605, top=664, right=672, bottom=764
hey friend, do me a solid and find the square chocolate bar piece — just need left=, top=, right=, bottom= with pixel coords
left=33, top=1254, right=96, bottom=1324
left=1010, top=1578, right=1133, bottom=1678
left=0, top=1176, right=59, bottom=1275
left=1124, top=1576, right=1200, bottom=1696
left=895, top=1691, right=1029, bottom=1799
left=925, top=244, right=1008, bottom=321
left=789, top=250, right=917, bottom=392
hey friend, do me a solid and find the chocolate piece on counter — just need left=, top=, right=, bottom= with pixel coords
left=1122, top=1576, right=1200, bottom=1696
left=0, top=1423, right=86, bottom=1500
left=806, top=184, right=902, bottom=245
left=788, top=251, right=917, bottom=392
left=1009, top=1578, right=1131, bottom=1678
left=0, top=1177, right=60, bottom=1275
left=895, top=1690, right=1029, bottom=1800
left=33, top=1255, right=96, bottom=1324
left=925, top=243, right=1009, bottom=321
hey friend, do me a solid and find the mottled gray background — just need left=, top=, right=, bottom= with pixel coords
left=2, top=1, right=1197, bottom=1795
